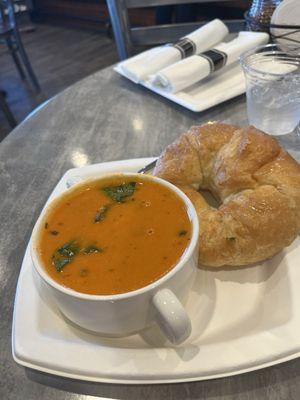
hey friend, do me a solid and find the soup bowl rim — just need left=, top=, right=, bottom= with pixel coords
left=30, top=172, right=199, bottom=301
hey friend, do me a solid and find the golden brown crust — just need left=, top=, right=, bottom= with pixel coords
left=154, top=123, right=300, bottom=267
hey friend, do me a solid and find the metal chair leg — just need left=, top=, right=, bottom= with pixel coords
left=5, top=37, right=26, bottom=80
left=13, top=30, right=41, bottom=93
left=107, top=0, right=133, bottom=60
left=0, top=91, right=17, bottom=128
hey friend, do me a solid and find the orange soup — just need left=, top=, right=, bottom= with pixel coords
left=36, top=175, right=192, bottom=295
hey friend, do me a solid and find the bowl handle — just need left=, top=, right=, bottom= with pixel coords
left=151, top=288, right=192, bottom=345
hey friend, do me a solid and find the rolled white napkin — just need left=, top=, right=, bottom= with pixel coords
left=118, top=19, right=229, bottom=83
left=151, top=31, right=270, bottom=93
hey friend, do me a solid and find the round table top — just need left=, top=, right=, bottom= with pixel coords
left=1, top=66, right=300, bottom=400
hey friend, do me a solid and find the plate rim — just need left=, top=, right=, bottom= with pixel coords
left=11, top=345, right=300, bottom=385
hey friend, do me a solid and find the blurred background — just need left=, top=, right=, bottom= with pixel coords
left=0, top=0, right=253, bottom=140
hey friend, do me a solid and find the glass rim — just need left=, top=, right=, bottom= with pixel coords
left=240, top=43, right=300, bottom=78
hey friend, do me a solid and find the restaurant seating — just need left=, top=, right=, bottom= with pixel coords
left=0, top=0, right=40, bottom=92
left=107, top=0, right=245, bottom=60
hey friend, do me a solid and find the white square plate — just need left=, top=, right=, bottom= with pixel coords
left=115, top=63, right=246, bottom=112
left=12, top=158, right=300, bottom=384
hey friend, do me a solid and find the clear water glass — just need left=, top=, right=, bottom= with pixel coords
left=240, top=44, right=300, bottom=136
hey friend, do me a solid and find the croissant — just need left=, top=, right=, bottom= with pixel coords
left=154, top=123, right=300, bottom=267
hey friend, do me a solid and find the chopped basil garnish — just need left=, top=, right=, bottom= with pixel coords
left=94, top=204, right=110, bottom=223
left=82, top=245, right=102, bottom=254
left=58, top=241, right=80, bottom=257
left=52, top=241, right=102, bottom=272
left=53, top=257, right=70, bottom=272
left=52, top=241, right=79, bottom=272
left=102, top=182, right=136, bottom=203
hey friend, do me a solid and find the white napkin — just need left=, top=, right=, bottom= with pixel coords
left=151, top=31, right=270, bottom=93
left=118, top=19, right=229, bottom=83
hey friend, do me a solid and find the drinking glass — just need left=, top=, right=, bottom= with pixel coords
left=240, top=44, right=300, bottom=136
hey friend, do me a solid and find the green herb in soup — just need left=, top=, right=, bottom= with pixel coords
left=94, top=204, right=111, bottom=223
left=52, top=241, right=103, bottom=272
left=52, top=240, right=79, bottom=272
left=58, top=240, right=80, bottom=258
left=53, top=257, right=70, bottom=272
left=82, top=245, right=102, bottom=254
left=37, top=176, right=192, bottom=295
left=102, top=181, right=136, bottom=203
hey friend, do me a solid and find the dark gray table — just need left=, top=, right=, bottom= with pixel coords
left=1, top=66, right=300, bottom=400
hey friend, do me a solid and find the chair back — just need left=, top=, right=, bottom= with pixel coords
left=107, top=0, right=244, bottom=60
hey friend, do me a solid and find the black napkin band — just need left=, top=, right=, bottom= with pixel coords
left=199, top=49, right=228, bottom=73
left=172, top=38, right=196, bottom=59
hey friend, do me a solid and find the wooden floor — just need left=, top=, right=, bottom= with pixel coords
left=0, top=23, right=118, bottom=141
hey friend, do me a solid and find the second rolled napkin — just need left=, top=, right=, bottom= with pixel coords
left=151, top=31, right=269, bottom=93
left=118, top=19, right=229, bottom=83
